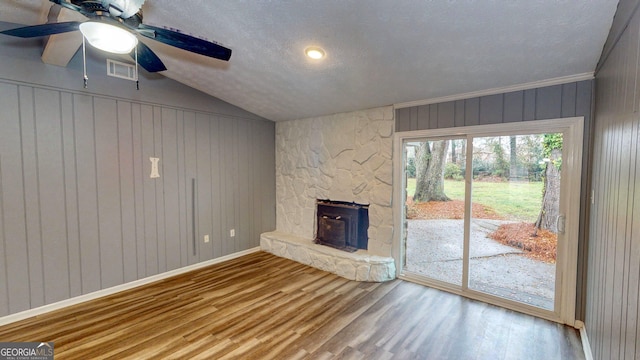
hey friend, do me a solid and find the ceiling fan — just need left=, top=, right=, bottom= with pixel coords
left=0, top=0, right=232, bottom=74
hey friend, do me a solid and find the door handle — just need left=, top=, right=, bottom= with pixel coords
left=557, top=214, right=566, bottom=234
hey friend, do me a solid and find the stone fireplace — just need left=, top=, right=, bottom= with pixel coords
left=260, top=106, right=396, bottom=282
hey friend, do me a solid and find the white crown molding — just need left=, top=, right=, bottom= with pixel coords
left=0, top=247, right=261, bottom=327
left=394, top=72, right=594, bottom=110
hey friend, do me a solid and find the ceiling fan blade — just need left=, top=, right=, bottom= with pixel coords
left=137, top=24, right=231, bottom=61
left=49, top=0, right=83, bottom=13
left=134, top=41, right=167, bottom=73
left=0, top=22, right=82, bottom=38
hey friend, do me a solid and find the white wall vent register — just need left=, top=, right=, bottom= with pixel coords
left=106, top=59, right=137, bottom=81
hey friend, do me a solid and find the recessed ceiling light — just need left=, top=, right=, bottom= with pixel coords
left=305, top=46, right=325, bottom=60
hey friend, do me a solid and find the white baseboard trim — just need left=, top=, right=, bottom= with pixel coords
left=0, top=247, right=260, bottom=327
left=576, top=321, right=594, bottom=360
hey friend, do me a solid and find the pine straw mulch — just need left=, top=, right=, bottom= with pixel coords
left=406, top=199, right=504, bottom=220
left=406, top=199, right=557, bottom=263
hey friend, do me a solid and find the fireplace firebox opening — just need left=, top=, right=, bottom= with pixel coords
left=314, top=199, right=369, bottom=252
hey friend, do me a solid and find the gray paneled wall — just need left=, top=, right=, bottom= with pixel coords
left=395, top=81, right=592, bottom=131
left=0, top=80, right=276, bottom=317
left=395, top=80, right=594, bottom=322
left=588, top=0, right=640, bottom=359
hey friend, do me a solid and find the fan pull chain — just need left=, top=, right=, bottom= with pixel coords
left=82, top=36, right=88, bottom=89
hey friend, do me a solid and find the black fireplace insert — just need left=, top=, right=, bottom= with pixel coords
left=314, top=199, right=369, bottom=252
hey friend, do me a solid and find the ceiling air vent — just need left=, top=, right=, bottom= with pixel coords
left=106, top=59, right=137, bottom=81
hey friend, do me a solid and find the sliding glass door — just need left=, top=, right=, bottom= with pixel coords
left=395, top=118, right=583, bottom=324
left=404, top=138, right=467, bottom=287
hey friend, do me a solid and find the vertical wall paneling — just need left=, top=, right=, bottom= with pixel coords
left=219, top=118, right=232, bottom=256
left=561, top=83, right=577, bottom=118
left=587, top=0, right=640, bottom=356
left=20, top=86, right=45, bottom=308
left=623, top=20, right=638, bottom=115
left=615, top=115, right=635, bottom=357
left=250, top=120, right=258, bottom=247
left=602, top=42, right=623, bottom=360
left=153, top=107, right=166, bottom=273
left=625, top=118, right=640, bottom=360
left=411, top=106, right=424, bottom=129
left=623, top=118, right=639, bottom=360
left=34, top=88, right=70, bottom=304
left=195, top=113, right=212, bottom=261
left=217, top=117, right=228, bottom=256
left=574, top=80, right=594, bottom=322
left=74, top=94, right=101, bottom=294
left=251, top=122, right=263, bottom=247
left=601, top=114, right=620, bottom=359
left=248, top=120, right=257, bottom=248
left=395, top=82, right=592, bottom=130
left=231, top=118, right=240, bottom=253
left=479, top=94, right=503, bottom=125
left=454, top=100, right=465, bottom=127
left=535, top=85, right=562, bottom=120
left=238, top=118, right=251, bottom=251
left=175, top=111, right=187, bottom=267
left=428, top=105, right=438, bottom=129
left=503, top=91, right=524, bottom=123
left=141, top=104, right=158, bottom=276
left=262, top=122, right=276, bottom=238
left=395, top=107, right=412, bottom=132
left=230, top=117, right=239, bottom=253
left=61, top=93, right=81, bottom=298
left=182, top=111, right=198, bottom=265
left=208, top=116, right=222, bottom=259
left=410, top=106, right=422, bottom=131
left=116, top=101, right=137, bottom=283
left=94, top=97, right=124, bottom=288
left=523, top=89, right=536, bottom=121
left=131, top=103, right=145, bottom=278
left=161, top=108, right=180, bottom=271
left=437, top=102, right=455, bottom=128
left=0, top=83, right=29, bottom=314
left=0, top=78, right=276, bottom=317
left=254, top=122, right=264, bottom=240
left=464, top=97, right=480, bottom=126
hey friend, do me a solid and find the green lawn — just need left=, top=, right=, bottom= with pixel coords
left=406, top=178, right=543, bottom=222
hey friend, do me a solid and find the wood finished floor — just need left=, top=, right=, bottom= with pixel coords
left=0, top=251, right=584, bottom=359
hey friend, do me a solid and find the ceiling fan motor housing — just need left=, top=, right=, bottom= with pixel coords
left=102, top=0, right=145, bottom=19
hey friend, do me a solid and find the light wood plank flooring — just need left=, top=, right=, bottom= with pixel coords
left=0, top=251, right=584, bottom=359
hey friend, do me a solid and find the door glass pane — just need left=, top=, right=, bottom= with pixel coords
left=468, top=134, right=560, bottom=310
left=404, top=139, right=466, bottom=286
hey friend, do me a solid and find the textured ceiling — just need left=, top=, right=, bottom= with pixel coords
left=0, top=0, right=619, bottom=121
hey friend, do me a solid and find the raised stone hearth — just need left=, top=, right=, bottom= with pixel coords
left=261, top=231, right=395, bottom=282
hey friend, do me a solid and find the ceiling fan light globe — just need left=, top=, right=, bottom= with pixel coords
left=79, top=21, right=138, bottom=54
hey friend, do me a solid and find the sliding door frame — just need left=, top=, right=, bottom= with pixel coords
left=392, top=117, right=584, bottom=326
